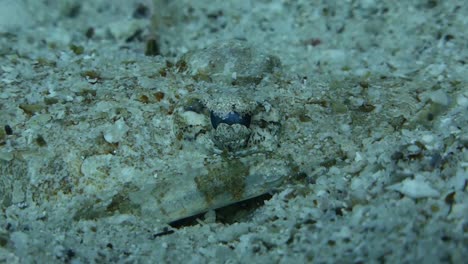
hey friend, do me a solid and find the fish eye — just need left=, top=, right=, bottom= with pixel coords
left=210, top=111, right=252, bottom=129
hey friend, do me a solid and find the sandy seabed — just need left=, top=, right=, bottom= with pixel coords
left=0, top=0, right=467, bottom=263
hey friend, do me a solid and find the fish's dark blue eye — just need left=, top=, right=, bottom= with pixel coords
left=210, top=111, right=251, bottom=129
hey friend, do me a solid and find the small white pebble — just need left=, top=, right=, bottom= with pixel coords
left=354, top=152, right=364, bottom=162
left=104, top=118, right=129, bottom=143
left=456, top=94, right=468, bottom=107
left=421, top=134, right=434, bottom=144
left=429, top=90, right=450, bottom=106
left=386, top=177, right=440, bottom=199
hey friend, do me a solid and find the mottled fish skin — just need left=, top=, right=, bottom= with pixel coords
left=136, top=40, right=288, bottom=224
left=179, top=39, right=281, bottom=86
left=134, top=155, right=290, bottom=224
